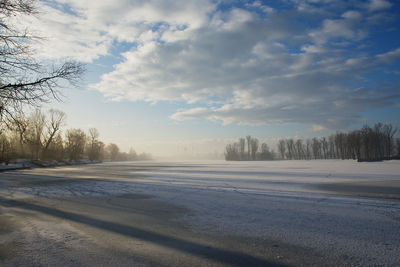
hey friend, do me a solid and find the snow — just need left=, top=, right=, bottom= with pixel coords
left=133, top=160, right=400, bottom=265
left=0, top=163, right=26, bottom=170
left=1, top=159, right=400, bottom=265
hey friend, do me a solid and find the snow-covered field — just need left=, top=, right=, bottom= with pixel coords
left=1, top=159, right=400, bottom=266
left=126, top=160, right=400, bottom=265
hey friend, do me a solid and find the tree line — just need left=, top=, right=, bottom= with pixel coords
left=226, top=123, right=400, bottom=162
left=225, top=135, right=275, bottom=161
left=0, top=109, right=151, bottom=164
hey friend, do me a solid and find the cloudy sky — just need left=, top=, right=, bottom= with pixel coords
left=26, top=0, right=400, bottom=157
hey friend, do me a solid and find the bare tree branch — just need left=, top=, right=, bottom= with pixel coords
left=0, top=0, right=85, bottom=128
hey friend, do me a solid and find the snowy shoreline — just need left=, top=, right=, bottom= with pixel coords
left=0, top=159, right=103, bottom=172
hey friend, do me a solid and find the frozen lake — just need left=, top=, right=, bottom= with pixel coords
left=1, top=160, right=399, bottom=266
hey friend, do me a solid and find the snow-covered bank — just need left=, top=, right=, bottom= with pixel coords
left=0, top=159, right=102, bottom=171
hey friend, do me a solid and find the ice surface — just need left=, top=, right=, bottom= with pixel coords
left=1, top=159, right=399, bottom=265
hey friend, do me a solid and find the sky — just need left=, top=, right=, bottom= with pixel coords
left=20, top=0, right=400, bottom=158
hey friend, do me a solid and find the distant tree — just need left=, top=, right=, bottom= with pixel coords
left=12, top=112, right=28, bottom=156
left=26, top=109, right=45, bottom=159
left=117, top=151, right=128, bottom=161
left=383, top=123, right=397, bottom=157
left=45, top=133, right=64, bottom=161
left=0, top=104, right=153, bottom=163
left=372, top=123, right=383, bottom=159
left=227, top=123, right=397, bottom=162
left=335, top=132, right=346, bottom=159
left=225, top=143, right=239, bottom=161
left=295, top=139, right=304, bottom=160
left=0, top=132, right=11, bottom=163
left=239, top=138, right=245, bottom=160
left=87, top=128, right=104, bottom=161
left=128, top=147, right=137, bottom=160
left=311, top=138, right=320, bottom=159
left=250, top=138, right=259, bottom=160
left=286, top=139, right=295, bottom=160
left=259, top=143, right=274, bottom=160
left=65, top=128, right=86, bottom=160
left=107, top=143, right=119, bottom=161
left=226, top=137, right=274, bottom=161
left=321, top=137, right=328, bottom=159
left=361, top=125, right=372, bottom=160
left=137, top=152, right=152, bottom=160
left=305, top=139, right=311, bottom=160
left=246, top=135, right=251, bottom=160
left=42, top=109, right=66, bottom=159
left=328, top=135, right=335, bottom=159
left=277, top=139, right=286, bottom=159
left=347, top=131, right=360, bottom=160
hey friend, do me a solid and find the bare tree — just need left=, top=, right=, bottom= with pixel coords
left=239, top=138, right=245, bottom=160
left=347, top=131, right=360, bottom=160
left=335, top=132, right=346, bottom=159
left=246, top=135, right=251, bottom=160
left=361, top=125, right=372, bottom=160
left=250, top=138, right=259, bottom=160
left=286, top=139, right=295, bottom=160
left=44, top=132, right=64, bottom=160
left=225, top=143, right=239, bottom=161
left=128, top=147, right=137, bottom=160
left=396, top=138, right=400, bottom=156
left=0, top=0, right=84, bottom=126
left=295, top=139, right=305, bottom=160
left=305, top=139, right=311, bottom=160
left=311, top=138, right=320, bottom=159
left=0, top=132, right=11, bottom=163
left=373, top=123, right=383, bottom=159
left=277, top=139, right=286, bottom=159
left=87, top=128, right=104, bottom=161
left=321, top=137, right=328, bottom=159
left=12, top=111, right=28, bottom=155
left=383, top=123, right=397, bottom=157
left=26, top=109, right=45, bottom=159
left=65, top=128, right=86, bottom=160
left=42, top=109, right=66, bottom=158
left=328, top=135, right=335, bottom=159
left=260, top=143, right=273, bottom=160
left=107, top=143, right=120, bottom=161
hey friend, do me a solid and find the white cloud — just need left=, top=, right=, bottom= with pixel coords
left=309, top=12, right=365, bottom=44
left=342, top=10, right=362, bottom=20
left=248, top=1, right=275, bottom=14
left=14, top=3, right=111, bottom=62
left=301, top=44, right=325, bottom=53
left=17, top=0, right=215, bottom=62
left=311, top=124, right=327, bottom=132
left=21, top=1, right=400, bottom=130
left=376, top=48, right=400, bottom=63
left=367, top=0, right=392, bottom=11
left=90, top=2, right=399, bottom=129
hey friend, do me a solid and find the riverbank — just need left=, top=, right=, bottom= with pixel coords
left=0, top=159, right=103, bottom=172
